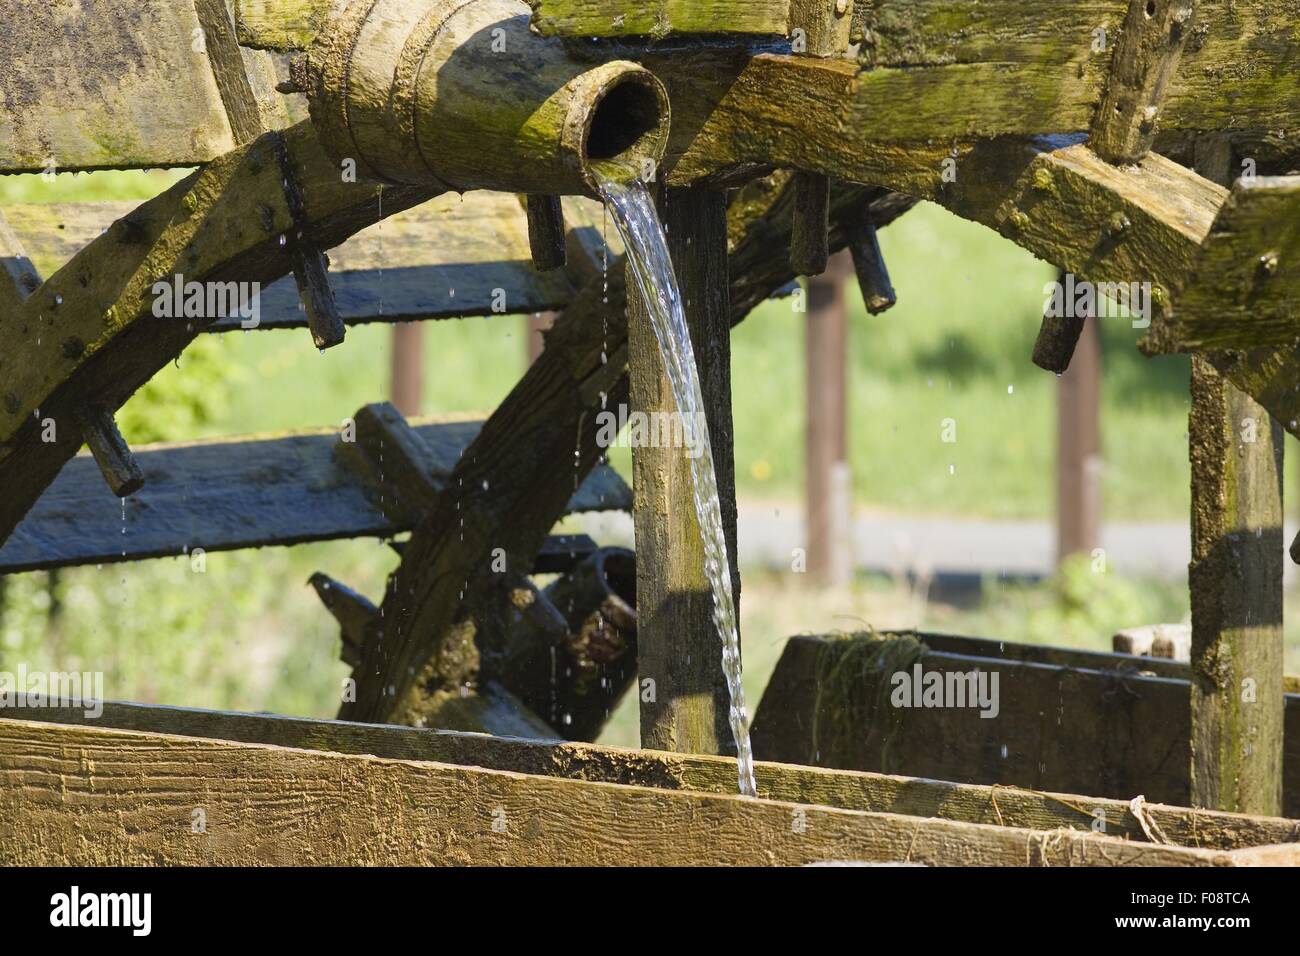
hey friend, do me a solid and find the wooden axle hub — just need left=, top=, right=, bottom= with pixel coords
left=305, top=0, right=670, bottom=195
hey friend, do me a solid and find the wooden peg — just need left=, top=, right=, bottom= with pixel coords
left=790, top=171, right=830, bottom=276
left=309, top=572, right=379, bottom=667
left=272, top=130, right=345, bottom=349
left=76, top=406, right=144, bottom=498
left=848, top=215, right=896, bottom=314
left=525, top=195, right=567, bottom=272
left=1032, top=271, right=1086, bottom=373
left=1090, top=0, right=1195, bottom=164
left=291, top=247, right=346, bottom=349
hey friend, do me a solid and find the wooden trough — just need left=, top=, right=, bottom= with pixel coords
left=2, top=0, right=1299, bottom=865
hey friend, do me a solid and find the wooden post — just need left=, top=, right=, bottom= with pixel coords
left=390, top=324, right=424, bottom=417
left=1055, top=306, right=1102, bottom=563
left=805, top=250, right=852, bottom=586
left=629, top=185, right=738, bottom=756
left=1188, top=357, right=1285, bottom=815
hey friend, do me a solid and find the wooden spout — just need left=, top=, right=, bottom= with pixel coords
left=305, top=0, right=669, bottom=196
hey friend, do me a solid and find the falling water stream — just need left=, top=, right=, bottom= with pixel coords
left=598, top=176, right=757, bottom=798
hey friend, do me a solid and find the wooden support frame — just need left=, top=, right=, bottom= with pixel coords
left=752, top=633, right=1300, bottom=817
left=0, top=120, right=437, bottom=550
left=1, top=713, right=1295, bottom=865
left=630, top=184, right=739, bottom=756
left=1188, top=358, right=1286, bottom=815
left=5, top=694, right=1294, bottom=850
left=339, top=176, right=908, bottom=728
left=657, top=49, right=1300, bottom=353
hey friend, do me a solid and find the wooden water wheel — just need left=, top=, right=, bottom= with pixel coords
left=1, top=0, right=1299, bottom=865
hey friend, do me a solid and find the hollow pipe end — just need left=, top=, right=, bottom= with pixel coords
left=561, top=62, right=671, bottom=197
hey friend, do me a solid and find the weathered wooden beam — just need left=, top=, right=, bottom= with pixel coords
left=336, top=402, right=445, bottom=518
left=1188, top=357, right=1285, bottom=815
left=271, top=129, right=346, bottom=349
left=1032, top=272, right=1087, bottom=374
left=1089, top=0, right=1194, bottom=164
left=527, top=0, right=799, bottom=40
left=652, top=37, right=1300, bottom=353
left=0, top=419, right=630, bottom=574
left=194, top=0, right=287, bottom=145
left=235, top=0, right=336, bottom=50
left=752, top=633, right=1300, bottom=817
left=1, top=195, right=583, bottom=331
left=12, top=696, right=1299, bottom=850
left=920, top=627, right=1298, bottom=692
left=1159, top=1, right=1300, bottom=134
left=662, top=56, right=1224, bottom=297
left=0, top=0, right=242, bottom=171
left=629, top=185, right=739, bottom=756
left=12, top=1, right=1299, bottom=173
left=2, top=718, right=1288, bottom=866
left=1167, top=176, right=1300, bottom=351
left=343, top=272, right=635, bottom=726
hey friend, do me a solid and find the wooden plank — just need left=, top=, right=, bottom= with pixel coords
left=1170, top=177, right=1300, bottom=350
left=0, top=717, right=1281, bottom=866
left=1160, top=1, right=1300, bottom=133
left=8, top=697, right=1299, bottom=850
left=1189, top=357, right=1285, bottom=815
left=235, top=0, right=336, bottom=50
left=527, top=0, right=798, bottom=39
left=915, top=628, right=1299, bottom=691
left=1, top=0, right=237, bottom=171
left=0, top=420, right=631, bottom=574
left=1, top=194, right=580, bottom=328
left=752, top=633, right=1300, bottom=818
left=629, top=185, right=738, bottom=756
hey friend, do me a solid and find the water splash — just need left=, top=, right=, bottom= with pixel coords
left=598, top=176, right=757, bottom=797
